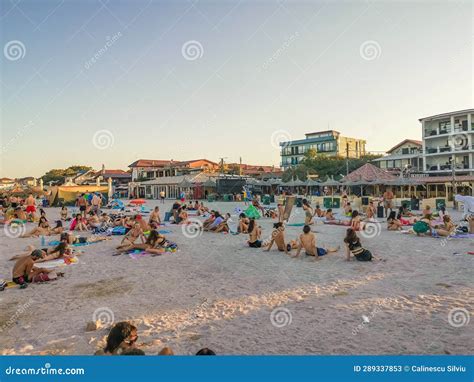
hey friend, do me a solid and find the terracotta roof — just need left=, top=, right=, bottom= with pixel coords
left=129, top=160, right=173, bottom=168
left=343, top=163, right=397, bottom=182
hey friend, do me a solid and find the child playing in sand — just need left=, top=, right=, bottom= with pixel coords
left=344, top=228, right=373, bottom=261
left=294, top=225, right=339, bottom=258
left=12, top=249, right=60, bottom=287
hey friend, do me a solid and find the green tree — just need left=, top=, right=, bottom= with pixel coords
left=41, top=165, right=93, bottom=184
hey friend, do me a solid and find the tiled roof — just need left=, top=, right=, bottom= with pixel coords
left=343, top=163, right=397, bottom=182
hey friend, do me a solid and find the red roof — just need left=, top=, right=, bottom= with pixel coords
left=344, top=163, right=397, bottom=182
left=387, top=139, right=422, bottom=154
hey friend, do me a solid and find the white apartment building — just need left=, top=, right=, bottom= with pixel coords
left=420, top=109, right=474, bottom=176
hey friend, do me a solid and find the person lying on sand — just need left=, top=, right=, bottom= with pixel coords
left=412, top=215, right=433, bottom=236
left=264, top=222, right=295, bottom=255
left=95, top=322, right=139, bottom=355
left=12, top=249, right=61, bottom=287
left=202, top=211, right=216, bottom=230
left=325, top=209, right=336, bottom=221
left=387, top=211, right=403, bottom=231
left=344, top=228, right=373, bottom=262
left=204, top=212, right=225, bottom=231
left=294, top=225, right=339, bottom=259
left=117, top=222, right=145, bottom=250
left=247, top=218, right=262, bottom=248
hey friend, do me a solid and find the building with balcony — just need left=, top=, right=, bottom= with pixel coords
left=280, top=130, right=366, bottom=169
left=372, top=139, right=423, bottom=175
left=421, top=109, right=474, bottom=176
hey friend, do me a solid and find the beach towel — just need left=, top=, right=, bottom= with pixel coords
left=34, top=257, right=79, bottom=269
left=444, top=233, right=474, bottom=239
left=323, top=220, right=351, bottom=226
left=112, top=226, right=128, bottom=235
left=47, top=240, right=100, bottom=247
left=286, top=223, right=306, bottom=227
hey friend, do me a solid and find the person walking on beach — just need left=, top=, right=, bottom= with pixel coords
left=76, top=193, right=87, bottom=217
left=160, top=190, right=165, bottom=203
left=25, top=194, right=36, bottom=220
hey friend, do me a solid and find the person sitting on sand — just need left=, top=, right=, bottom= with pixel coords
left=433, top=215, right=456, bottom=237
left=177, top=207, right=189, bottom=225
left=350, top=210, right=363, bottom=231
left=95, top=322, right=139, bottom=355
left=313, top=205, right=324, bottom=218
left=412, top=215, right=432, bottom=236
left=14, top=207, right=27, bottom=221
left=171, top=201, right=181, bottom=223
left=60, top=206, right=69, bottom=221
left=344, top=202, right=353, bottom=216
left=117, top=222, right=146, bottom=250
left=422, top=205, right=432, bottom=217
left=366, top=201, right=376, bottom=220
left=387, top=211, right=403, bottom=231
left=149, top=206, right=161, bottom=227
left=247, top=218, right=262, bottom=248
left=134, top=214, right=149, bottom=232
left=202, top=211, right=216, bottom=230
left=344, top=228, right=373, bottom=261
left=325, top=209, right=335, bottom=221
left=398, top=203, right=414, bottom=217
left=21, top=216, right=51, bottom=238
left=294, top=225, right=339, bottom=258
left=88, top=211, right=101, bottom=229
left=238, top=213, right=249, bottom=233
left=264, top=222, right=293, bottom=255
left=213, top=213, right=231, bottom=233
left=116, top=230, right=171, bottom=256
left=302, top=199, right=314, bottom=225
left=12, top=249, right=60, bottom=287
left=70, top=214, right=88, bottom=231
left=204, top=211, right=225, bottom=231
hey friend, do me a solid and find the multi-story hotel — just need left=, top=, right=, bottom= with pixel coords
left=421, top=109, right=474, bottom=176
left=372, top=139, right=423, bottom=175
left=280, top=130, right=366, bottom=169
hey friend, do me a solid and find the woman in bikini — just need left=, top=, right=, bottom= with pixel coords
left=433, top=215, right=456, bottom=237
left=116, top=222, right=146, bottom=250
left=302, top=199, right=314, bottom=225
left=350, top=210, right=363, bottom=231
left=344, top=228, right=373, bottom=261
left=387, top=211, right=403, bottom=231
left=21, top=216, right=51, bottom=238
left=247, top=218, right=262, bottom=248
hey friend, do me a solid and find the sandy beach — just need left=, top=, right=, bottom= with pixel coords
left=1, top=200, right=472, bottom=355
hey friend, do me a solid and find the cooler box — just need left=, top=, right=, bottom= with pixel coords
left=435, top=198, right=446, bottom=210
left=262, top=195, right=271, bottom=205
left=323, top=197, right=332, bottom=209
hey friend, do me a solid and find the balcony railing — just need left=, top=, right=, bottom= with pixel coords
left=424, top=144, right=473, bottom=155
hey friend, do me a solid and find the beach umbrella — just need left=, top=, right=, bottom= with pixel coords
left=203, top=179, right=216, bottom=188
left=269, top=178, right=282, bottom=186
left=129, top=198, right=146, bottom=205
left=320, top=177, right=340, bottom=187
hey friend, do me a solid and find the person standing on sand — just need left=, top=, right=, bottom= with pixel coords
left=76, top=193, right=87, bottom=217
left=25, top=194, right=36, bottom=220
left=160, top=190, right=165, bottom=204
left=383, top=188, right=394, bottom=217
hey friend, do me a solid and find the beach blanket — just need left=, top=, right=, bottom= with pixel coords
left=48, top=240, right=100, bottom=247
left=0, top=280, right=22, bottom=290
left=444, top=233, right=474, bottom=239
left=286, top=223, right=306, bottom=227
left=324, top=220, right=351, bottom=226
left=34, top=257, right=79, bottom=269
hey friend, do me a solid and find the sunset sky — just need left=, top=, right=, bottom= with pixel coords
left=1, top=0, right=472, bottom=177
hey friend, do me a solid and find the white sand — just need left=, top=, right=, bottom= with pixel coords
left=1, top=200, right=472, bottom=355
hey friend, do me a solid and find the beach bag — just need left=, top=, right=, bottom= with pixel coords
left=413, top=221, right=429, bottom=234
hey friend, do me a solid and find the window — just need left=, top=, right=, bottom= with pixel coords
left=402, top=148, right=409, bottom=155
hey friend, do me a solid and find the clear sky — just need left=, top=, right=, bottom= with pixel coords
left=1, top=0, right=472, bottom=178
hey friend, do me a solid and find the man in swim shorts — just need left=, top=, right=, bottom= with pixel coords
left=383, top=188, right=394, bottom=217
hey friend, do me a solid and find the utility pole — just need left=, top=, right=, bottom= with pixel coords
left=346, top=144, right=349, bottom=176
left=239, top=157, right=242, bottom=177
